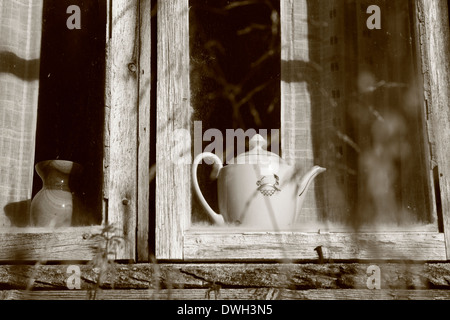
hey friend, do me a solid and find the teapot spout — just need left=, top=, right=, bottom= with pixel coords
left=298, top=165, right=326, bottom=197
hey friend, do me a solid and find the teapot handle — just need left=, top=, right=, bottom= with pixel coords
left=192, top=152, right=225, bottom=225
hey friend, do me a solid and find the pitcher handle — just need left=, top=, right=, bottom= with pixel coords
left=192, top=152, right=225, bottom=225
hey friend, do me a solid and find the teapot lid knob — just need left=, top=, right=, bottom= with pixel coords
left=231, top=132, right=285, bottom=165
left=249, top=134, right=267, bottom=150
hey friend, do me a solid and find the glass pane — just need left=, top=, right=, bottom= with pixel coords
left=302, top=0, right=436, bottom=231
left=189, top=0, right=438, bottom=232
left=31, top=0, right=106, bottom=227
left=190, top=0, right=281, bottom=226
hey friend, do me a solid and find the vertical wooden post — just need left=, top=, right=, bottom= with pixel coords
left=417, top=0, right=450, bottom=258
left=137, top=0, right=152, bottom=262
left=156, top=0, right=190, bottom=260
left=106, top=0, right=140, bottom=260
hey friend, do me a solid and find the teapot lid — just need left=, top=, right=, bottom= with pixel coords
left=230, top=134, right=285, bottom=166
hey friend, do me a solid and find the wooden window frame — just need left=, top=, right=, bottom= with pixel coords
left=0, top=0, right=151, bottom=262
left=4, top=0, right=445, bottom=263
left=155, top=0, right=450, bottom=261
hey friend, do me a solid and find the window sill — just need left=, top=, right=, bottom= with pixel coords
left=0, top=225, right=104, bottom=261
left=184, top=228, right=446, bottom=261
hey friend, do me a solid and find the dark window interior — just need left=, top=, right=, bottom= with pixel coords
left=33, top=0, right=106, bottom=225
left=189, top=0, right=281, bottom=223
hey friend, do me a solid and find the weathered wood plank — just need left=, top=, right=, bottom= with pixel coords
left=0, top=226, right=103, bottom=261
left=5, top=288, right=450, bottom=300
left=107, top=0, right=139, bottom=260
left=184, top=231, right=446, bottom=261
left=416, top=0, right=450, bottom=258
left=103, top=0, right=111, bottom=209
left=137, top=0, right=152, bottom=262
left=3, top=263, right=450, bottom=291
left=155, top=0, right=191, bottom=260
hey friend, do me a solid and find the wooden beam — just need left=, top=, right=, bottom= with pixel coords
left=106, top=0, right=139, bottom=260
left=417, top=0, right=450, bottom=259
left=155, top=0, right=191, bottom=260
left=5, top=288, right=450, bottom=300
left=184, top=231, right=446, bottom=261
left=0, top=227, right=104, bottom=261
left=3, top=263, right=450, bottom=291
left=137, top=0, right=152, bottom=262
left=416, top=0, right=450, bottom=258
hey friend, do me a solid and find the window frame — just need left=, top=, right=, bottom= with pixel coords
left=2, top=1, right=447, bottom=263
left=155, top=0, right=450, bottom=261
left=0, top=0, right=151, bottom=262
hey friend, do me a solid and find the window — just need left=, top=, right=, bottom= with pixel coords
left=155, top=0, right=450, bottom=261
left=0, top=0, right=150, bottom=262
left=34, top=0, right=105, bottom=226
left=0, top=0, right=448, bottom=263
